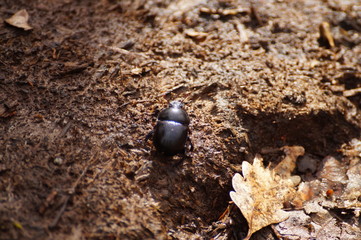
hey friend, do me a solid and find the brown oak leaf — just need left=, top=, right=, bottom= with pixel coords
left=230, top=147, right=304, bottom=239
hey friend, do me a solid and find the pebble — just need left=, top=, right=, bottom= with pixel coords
left=53, top=156, right=63, bottom=165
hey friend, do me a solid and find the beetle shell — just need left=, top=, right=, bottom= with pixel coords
left=153, top=121, right=188, bottom=155
left=152, top=101, right=190, bottom=155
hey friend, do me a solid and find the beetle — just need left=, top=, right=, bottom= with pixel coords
left=146, top=101, right=193, bottom=156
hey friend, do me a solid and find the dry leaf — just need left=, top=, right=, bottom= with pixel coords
left=298, top=182, right=314, bottom=202
left=317, top=156, right=348, bottom=183
left=275, top=210, right=315, bottom=239
left=344, top=159, right=361, bottom=201
left=5, top=9, right=33, bottom=31
left=300, top=148, right=361, bottom=212
left=275, top=146, right=305, bottom=178
left=230, top=149, right=303, bottom=239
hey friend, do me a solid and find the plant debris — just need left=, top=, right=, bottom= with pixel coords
left=319, top=21, right=335, bottom=48
left=199, top=7, right=248, bottom=16
left=230, top=146, right=304, bottom=240
left=5, top=9, right=33, bottom=30
left=184, top=29, right=208, bottom=41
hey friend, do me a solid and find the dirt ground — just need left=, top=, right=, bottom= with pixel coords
left=1, top=0, right=361, bottom=239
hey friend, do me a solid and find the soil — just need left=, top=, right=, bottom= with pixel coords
left=0, top=0, right=360, bottom=239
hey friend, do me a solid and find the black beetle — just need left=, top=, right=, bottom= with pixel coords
left=146, top=101, right=193, bottom=156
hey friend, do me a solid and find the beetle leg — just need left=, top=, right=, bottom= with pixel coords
left=145, top=130, right=154, bottom=143
left=173, top=157, right=185, bottom=167
left=187, top=136, right=194, bottom=151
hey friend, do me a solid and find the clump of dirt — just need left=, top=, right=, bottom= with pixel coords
left=1, top=0, right=361, bottom=239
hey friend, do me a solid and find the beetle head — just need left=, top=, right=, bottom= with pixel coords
left=169, top=101, right=184, bottom=109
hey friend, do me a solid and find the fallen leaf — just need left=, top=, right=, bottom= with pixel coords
left=275, top=210, right=315, bottom=239
left=298, top=182, right=314, bottom=202
left=5, top=9, right=33, bottom=31
left=274, top=146, right=305, bottom=178
left=230, top=150, right=303, bottom=239
left=317, top=156, right=348, bottom=183
left=337, top=159, right=361, bottom=209
left=300, top=150, right=361, bottom=212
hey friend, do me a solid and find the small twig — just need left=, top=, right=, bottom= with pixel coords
left=343, top=87, right=361, bottom=97
left=119, top=99, right=152, bottom=108
left=39, top=190, right=58, bottom=215
left=157, top=84, right=187, bottom=97
left=49, top=195, right=70, bottom=228
left=58, top=120, right=72, bottom=138
left=250, top=4, right=263, bottom=26
left=49, top=150, right=98, bottom=228
left=319, top=22, right=335, bottom=48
